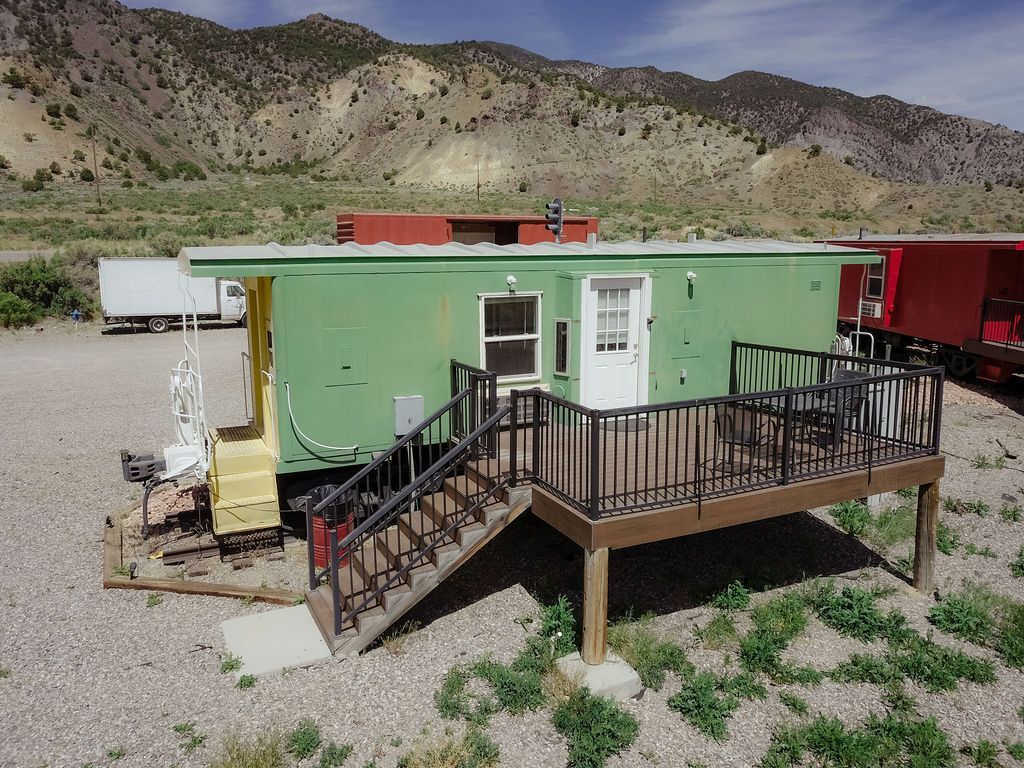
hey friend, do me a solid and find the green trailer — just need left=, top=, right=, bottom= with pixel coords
left=166, top=238, right=878, bottom=536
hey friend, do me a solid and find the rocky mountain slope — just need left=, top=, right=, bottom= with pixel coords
left=478, top=43, right=1024, bottom=185
left=0, top=0, right=1022, bottom=209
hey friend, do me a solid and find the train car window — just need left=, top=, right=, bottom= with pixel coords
left=866, top=257, right=885, bottom=299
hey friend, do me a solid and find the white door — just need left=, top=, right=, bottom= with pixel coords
left=585, top=277, right=644, bottom=408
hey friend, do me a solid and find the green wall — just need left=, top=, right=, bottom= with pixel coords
left=265, top=254, right=851, bottom=474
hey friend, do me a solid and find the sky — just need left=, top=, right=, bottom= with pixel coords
left=122, top=0, right=1024, bottom=131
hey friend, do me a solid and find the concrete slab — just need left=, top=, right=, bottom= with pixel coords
left=221, top=605, right=332, bottom=678
left=556, top=651, right=644, bottom=701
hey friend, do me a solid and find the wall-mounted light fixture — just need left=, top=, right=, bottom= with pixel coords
left=686, top=270, right=698, bottom=283
left=506, top=274, right=518, bottom=291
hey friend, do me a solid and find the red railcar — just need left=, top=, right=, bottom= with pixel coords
left=826, top=234, right=1024, bottom=382
left=336, top=212, right=599, bottom=246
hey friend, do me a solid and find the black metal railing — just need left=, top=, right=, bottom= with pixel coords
left=511, top=343, right=943, bottom=519
left=450, top=359, right=499, bottom=449
left=304, top=388, right=472, bottom=590
left=980, top=298, right=1024, bottom=349
left=729, top=341, right=926, bottom=394
left=320, top=407, right=510, bottom=634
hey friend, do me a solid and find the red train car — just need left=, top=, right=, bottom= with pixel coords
left=336, top=212, right=599, bottom=246
left=826, top=234, right=1024, bottom=382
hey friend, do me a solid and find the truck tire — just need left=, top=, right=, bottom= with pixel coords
left=238, top=312, right=247, bottom=328
left=147, top=316, right=170, bottom=334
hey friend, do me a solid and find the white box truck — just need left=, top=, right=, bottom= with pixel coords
left=98, top=258, right=246, bottom=333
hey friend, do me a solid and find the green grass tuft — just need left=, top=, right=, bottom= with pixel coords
left=396, top=728, right=498, bottom=768
left=961, top=739, right=1003, bottom=767
left=697, top=612, right=738, bottom=650
left=830, top=500, right=871, bottom=536
left=709, top=580, right=752, bottom=611
left=237, top=674, right=257, bottom=689
left=209, top=732, right=287, bottom=768
left=1011, top=547, right=1024, bottom=578
left=668, top=671, right=740, bottom=742
left=318, top=742, right=353, bottom=768
left=937, top=521, right=961, bottom=555
left=778, top=692, right=808, bottom=715
left=220, top=653, right=243, bottom=674
left=286, top=719, right=321, bottom=760
left=607, top=615, right=692, bottom=690
left=470, top=657, right=544, bottom=715
left=929, top=592, right=995, bottom=643
left=1000, top=505, right=1023, bottom=523
left=1006, top=742, right=1024, bottom=761
left=553, top=688, right=639, bottom=768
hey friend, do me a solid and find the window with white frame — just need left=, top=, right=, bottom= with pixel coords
left=866, top=257, right=885, bottom=299
left=481, top=294, right=541, bottom=380
left=595, top=287, right=630, bottom=352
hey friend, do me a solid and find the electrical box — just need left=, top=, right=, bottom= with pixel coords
left=393, top=396, right=424, bottom=437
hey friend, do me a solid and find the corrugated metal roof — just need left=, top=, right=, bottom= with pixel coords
left=827, top=233, right=1024, bottom=244
left=182, top=238, right=876, bottom=263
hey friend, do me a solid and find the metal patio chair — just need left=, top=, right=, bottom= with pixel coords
left=812, top=368, right=871, bottom=451
left=708, top=402, right=779, bottom=475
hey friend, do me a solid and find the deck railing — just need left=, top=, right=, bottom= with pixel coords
left=450, top=359, right=499, bottom=451
left=980, top=298, right=1024, bottom=349
left=510, top=343, right=943, bottom=519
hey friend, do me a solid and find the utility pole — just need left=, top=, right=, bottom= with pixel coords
left=476, top=157, right=481, bottom=203
left=88, top=124, right=102, bottom=208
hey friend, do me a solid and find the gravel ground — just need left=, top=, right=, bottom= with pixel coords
left=2, top=324, right=1023, bottom=767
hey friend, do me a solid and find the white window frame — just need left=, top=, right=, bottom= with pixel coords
left=478, top=292, right=542, bottom=384
left=865, top=256, right=885, bottom=300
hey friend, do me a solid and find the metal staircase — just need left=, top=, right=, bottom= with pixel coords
left=304, top=363, right=526, bottom=656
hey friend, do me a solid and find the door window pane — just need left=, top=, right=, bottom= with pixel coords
left=595, top=288, right=630, bottom=352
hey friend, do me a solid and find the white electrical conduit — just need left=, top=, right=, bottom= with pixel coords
left=284, top=381, right=359, bottom=454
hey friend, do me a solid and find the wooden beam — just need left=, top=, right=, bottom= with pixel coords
left=913, top=479, right=940, bottom=595
left=529, top=487, right=594, bottom=549
left=589, top=455, right=945, bottom=550
left=582, top=547, right=609, bottom=665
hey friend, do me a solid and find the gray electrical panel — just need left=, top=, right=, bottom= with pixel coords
left=393, top=395, right=424, bottom=436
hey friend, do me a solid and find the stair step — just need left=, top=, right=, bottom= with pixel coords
left=210, top=494, right=280, bottom=535
left=377, top=526, right=421, bottom=570
left=443, top=475, right=490, bottom=507
left=455, top=519, right=486, bottom=547
left=350, top=539, right=390, bottom=592
left=210, top=469, right=277, bottom=501
left=398, top=508, right=453, bottom=549
left=463, top=463, right=505, bottom=497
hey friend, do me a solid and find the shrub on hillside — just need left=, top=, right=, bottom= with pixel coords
left=0, top=292, right=37, bottom=328
left=0, top=256, right=93, bottom=319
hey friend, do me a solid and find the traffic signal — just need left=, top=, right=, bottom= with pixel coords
left=545, top=198, right=564, bottom=243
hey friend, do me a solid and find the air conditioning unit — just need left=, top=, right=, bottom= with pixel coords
left=859, top=300, right=883, bottom=319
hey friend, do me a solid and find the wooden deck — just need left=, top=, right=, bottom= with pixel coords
left=473, top=406, right=944, bottom=551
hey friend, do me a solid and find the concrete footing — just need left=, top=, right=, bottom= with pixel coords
left=556, top=651, right=644, bottom=701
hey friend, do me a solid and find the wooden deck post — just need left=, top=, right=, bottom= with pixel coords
left=582, top=547, right=609, bottom=665
left=913, top=479, right=940, bottom=595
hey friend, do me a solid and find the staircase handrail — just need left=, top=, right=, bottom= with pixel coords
left=312, top=388, right=472, bottom=514
left=334, top=405, right=510, bottom=552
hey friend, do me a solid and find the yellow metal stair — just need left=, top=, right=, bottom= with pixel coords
left=208, top=425, right=280, bottom=535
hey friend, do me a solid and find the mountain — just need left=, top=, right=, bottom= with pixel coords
left=0, top=0, right=1022, bottom=225
left=476, top=43, right=1024, bottom=185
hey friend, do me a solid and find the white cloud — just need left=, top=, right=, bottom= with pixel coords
left=613, top=0, right=1024, bottom=130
